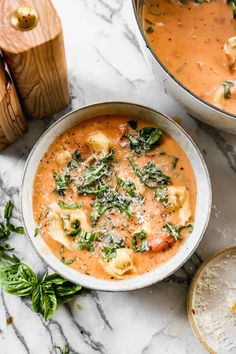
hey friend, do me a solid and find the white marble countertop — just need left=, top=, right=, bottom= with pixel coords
left=0, top=0, right=236, bottom=353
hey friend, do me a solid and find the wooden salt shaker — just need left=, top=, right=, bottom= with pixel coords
left=0, top=55, right=25, bottom=151
left=0, top=0, right=70, bottom=120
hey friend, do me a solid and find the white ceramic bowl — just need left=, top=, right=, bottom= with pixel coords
left=21, top=102, right=212, bottom=291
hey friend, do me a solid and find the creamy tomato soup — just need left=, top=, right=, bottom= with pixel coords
left=143, top=0, right=236, bottom=114
left=33, top=115, right=196, bottom=280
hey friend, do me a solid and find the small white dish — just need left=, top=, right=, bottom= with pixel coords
left=188, top=246, right=236, bottom=354
left=21, top=102, right=212, bottom=291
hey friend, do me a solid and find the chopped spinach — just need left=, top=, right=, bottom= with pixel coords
left=125, top=126, right=162, bottom=154
left=58, top=200, right=84, bottom=210
left=117, top=177, right=143, bottom=201
left=77, top=149, right=115, bottom=192
left=128, top=157, right=171, bottom=188
left=77, top=230, right=100, bottom=252
left=53, top=150, right=81, bottom=196
left=162, top=222, right=181, bottom=240
left=91, top=188, right=132, bottom=225
left=178, top=224, right=193, bottom=235
left=172, top=156, right=179, bottom=169
left=155, top=185, right=169, bottom=207
left=53, top=171, right=72, bottom=196
left=162, top=222, right=193, bottom=241
left=61, top=257, right=77, bottom=265
left=102, top=234, right=126, bottom=259
left=131, top=230, right=149, bottom=252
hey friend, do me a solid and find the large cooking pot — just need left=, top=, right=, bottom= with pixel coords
left=131, top=0, right=236, bottom=134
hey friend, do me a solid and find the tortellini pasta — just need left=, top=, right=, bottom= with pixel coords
left=47, top=203, right=76, bottom=250
left=86, top=131, right=113, bottom=155
left=224, top=36, right=236, bottom=71
left=47, top=203, right=91, bottom=250
left=167, top=186, right=191, bottom=224
left=63, top=209, right=91, bottom=234
left=55, top=150, right=71, bottom=166
left=100, top=248, right=135, bottom=279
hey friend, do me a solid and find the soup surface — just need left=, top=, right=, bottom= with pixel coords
left=143, top=0, right=236, bottom=114
left=33, top=115, right=196, bottom=280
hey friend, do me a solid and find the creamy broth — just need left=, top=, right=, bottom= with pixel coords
left=143, top=0, right=236, bottom=114
left=33, top=115, right=196, bottom=280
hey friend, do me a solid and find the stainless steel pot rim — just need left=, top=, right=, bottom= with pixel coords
left=131, top=0, right=236, bottom=122
left=21, top=101, right=212, bottom=291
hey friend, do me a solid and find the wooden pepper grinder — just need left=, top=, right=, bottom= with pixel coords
left=0, top=55, right=25, bottom=151
left=0, top=0, right=70, bottom=120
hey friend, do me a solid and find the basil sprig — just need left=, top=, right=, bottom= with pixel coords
left=0, top=261, right=82, bottom=321
left=0, top=201, right=24, bottom=262
left=0, top=200, right=82, bottom=321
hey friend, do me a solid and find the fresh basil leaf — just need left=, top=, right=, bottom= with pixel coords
left=0, top=242, right=14, bottom=251
left=31, top=284, right=43, bottom=313
left=4, top=201, right=13, bottom=222
left=162, top=222, right=181, bottom=240
left=132, top=230, right=149, bottom=252
left=0, top=261, right=38, bottom=296
left=7, top=224, right=24, bottom=234
left=41, top=289, right=57, bottom=321
left=58, top=200, right=84, bottom=210
left=54, top=344, right=70, bottom=354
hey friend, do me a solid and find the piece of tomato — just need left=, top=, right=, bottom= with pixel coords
left=148, top=232, right=175, bottom=252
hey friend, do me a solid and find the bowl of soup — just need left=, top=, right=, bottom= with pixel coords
left=21, top=102, right=211, bottom=291
left=132, top=0, right=236, bottom=133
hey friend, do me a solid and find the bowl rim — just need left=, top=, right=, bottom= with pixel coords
left=131, top=0, right=236, bottom=122
left=187, top=245, right=236, bottom=354
left=21, top=101, right=212, bottom=291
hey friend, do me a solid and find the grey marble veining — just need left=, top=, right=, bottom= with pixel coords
left=0, top=0, right=235, bottom=353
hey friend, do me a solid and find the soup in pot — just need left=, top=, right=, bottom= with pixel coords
left=33, top=115, right=196, bottom=280
left=143, top=0, right=236, bottom=115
